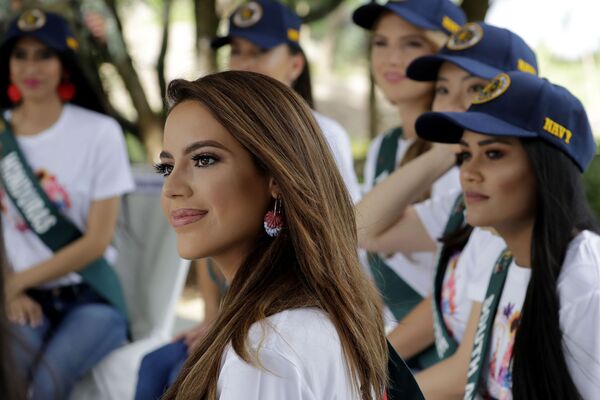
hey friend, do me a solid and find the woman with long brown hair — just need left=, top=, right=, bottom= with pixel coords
left=156, top=70, right=387, bottom=399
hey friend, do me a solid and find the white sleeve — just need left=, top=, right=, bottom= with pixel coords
left=362, top=134, right=385, bottom=194
left=413, top=188, right=462, bottom=242
left=90, top=118, right=135, bottom=200
left=431, top=166, right=460, bottom=199
left=312, top=113, right=361, bottom=203
left=218, top=347, right=311, bottom=400
left=560, top=291, right=600, bottom=398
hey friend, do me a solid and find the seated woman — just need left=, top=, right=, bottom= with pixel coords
left=416, top=71, right=600, bottom=398
left=356, top=23, right=538, bottom=395
left=0, top=9, right=134, bottom=399
left=157, top=71, right=389, bottom=399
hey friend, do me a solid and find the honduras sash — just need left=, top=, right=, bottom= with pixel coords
left=0, top=115, right=128, bottom=319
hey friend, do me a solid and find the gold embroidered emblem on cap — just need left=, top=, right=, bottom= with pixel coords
left=17, top=9, right=47, bottom=32
left=473, top=73, right=511, bottom=104
left=447, top=23, right=484, bottom=51
left=233, top=2, right=263, bottom=28
left=543, top=117, right=573, bottom=144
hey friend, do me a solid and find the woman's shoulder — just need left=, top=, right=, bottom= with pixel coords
left=558, top=230, right=600, bottom=305
left=250, top=308, right=340, bottom=350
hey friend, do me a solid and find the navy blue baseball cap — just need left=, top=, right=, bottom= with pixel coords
left=1, top=9, right=79, bottom=54
left=211, top=0, right=301, bottom=50
left=407, top=22, right=538, bottom=81
left=415, top=71, right=597, bottom=171
left=352, top=0, right=466, bottom=35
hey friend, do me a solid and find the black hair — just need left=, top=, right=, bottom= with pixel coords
left=511, top=139, right=599, bottom=399
left=0, top=38, right=107, bottom=115
left=288, top=44, right=314, bottom=109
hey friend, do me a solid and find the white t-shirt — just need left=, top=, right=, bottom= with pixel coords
left=312, top=111, right=361, bottom=204
left=217, top=308, right=359, bottom=399
left=361, top=131, right=460, bottom=299
left=470, top=231, right=600, bottom=399
left=432, top=227, right=507, bottom=343
left=2, top=104, right=135, bottom=287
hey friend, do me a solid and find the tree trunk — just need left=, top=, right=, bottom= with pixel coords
left=194, top=0, right=218, bottom=75
left=157, top=0, right=174, bottom=115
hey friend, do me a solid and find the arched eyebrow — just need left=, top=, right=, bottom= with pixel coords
left=459, top=138, right=514, bottom=147
left=159, top=140, right=231, bottom=160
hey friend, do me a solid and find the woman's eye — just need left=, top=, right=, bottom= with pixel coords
left=406, top=40, right=425, bottom=48
left=11, top=49, right=27, bottom=59
left=38, top=49, right=56, bottom=59
left=468, top=84, right=485, bottom=94
left=435, top=86, right=448, bottom=95
left=192, top=154, right=218, bottom=167
left=371, top=39, right=387, bottom=47
left=456, top=151, right=471, bottom=166
left=486, top=150, right=504, bottom=160
left=153, top=163, right=173, bottom=177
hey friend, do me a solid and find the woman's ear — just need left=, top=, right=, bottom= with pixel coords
left=287, top=52, right=305, bottom=83
left=268, top=177, right=281, bottom=199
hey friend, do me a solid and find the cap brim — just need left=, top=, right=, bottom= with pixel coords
left=408, top=55, right=504, bottom=82
left=353, top=3, right=439, bottom=31
left=211, top=31, right=286, bottom=50
left=416, top=111, right=538, bottom=143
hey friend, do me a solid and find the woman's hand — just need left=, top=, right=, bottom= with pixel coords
left=7, top=294, right=43, bottom=327
left=4, top=272, right=25, bottom=301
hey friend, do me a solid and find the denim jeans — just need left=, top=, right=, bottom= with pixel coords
left=134, top=340, right=188, bottom=400
left=11, top=283, right=127, bottom=400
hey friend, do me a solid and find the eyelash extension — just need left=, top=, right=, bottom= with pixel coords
left=191, top=153, right=219, bottom=167
left=153, top=163, right=172, bottom=176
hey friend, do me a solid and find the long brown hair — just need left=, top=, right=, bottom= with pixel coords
left=163, top=71, right=387, bottom=399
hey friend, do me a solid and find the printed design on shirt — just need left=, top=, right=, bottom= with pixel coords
left=1, top=169, right=71, bottom=232
left=487, top=302, right=521, bottom=399
left=441, top=251, right=461, bottom=337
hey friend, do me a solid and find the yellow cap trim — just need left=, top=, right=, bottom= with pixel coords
left=517, top=59, right=537, bottom=75
left=287, top=29, right=300, bottom=42
left=442, top=16, right=460, bottom=33
left=66, top=37, right=79, bottom=51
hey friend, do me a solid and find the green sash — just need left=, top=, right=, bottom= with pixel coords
left=463, top=249, right=513, bottom=400
left=431, top=194, right=466, bottom=359
left=368, top=126, right=439, bottom=368
left=0, top=115, right=128, bottom=319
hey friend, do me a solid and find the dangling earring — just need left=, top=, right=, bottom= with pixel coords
left=7, top=83, right=21, bottom=103
left=57, top=77, right=76, bottom=102
left=264, top=196, right=284, bottom=237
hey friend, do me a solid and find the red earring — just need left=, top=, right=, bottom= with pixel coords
left=264, top=197, right=284, bottom=237
left=57, top=81, right=76, bottom=102
left=7, top=84, right=21, bottom=103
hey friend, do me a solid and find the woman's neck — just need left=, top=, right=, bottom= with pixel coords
left=396, top=97, right=431, bottom=140
left=497, top=220, right=535, bottom=268
left=11, top=97, right=64, bottom=137
left=212, top=245, right=253, bottom=284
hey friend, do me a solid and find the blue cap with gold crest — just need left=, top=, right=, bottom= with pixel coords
left=2, top=9, right=79, bottom=53
left=407, top=22, right=538, bottom=81
left=352, top=0, right=466, bottom=35
left=415, top=71, right=597, bottom=172
left=211, top=0, right=301, bottom=50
